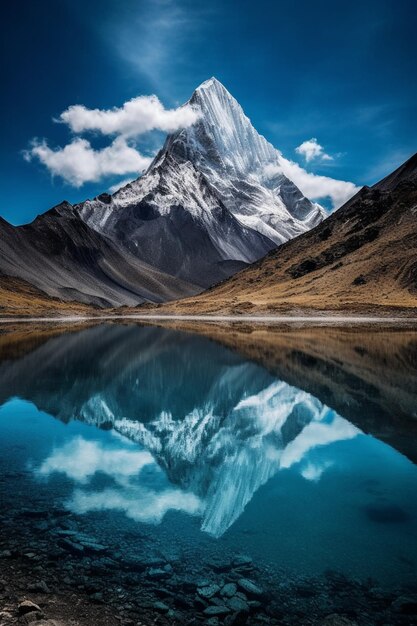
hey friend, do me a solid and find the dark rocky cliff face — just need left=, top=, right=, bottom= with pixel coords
left=0, top=203, right=198, bottom=307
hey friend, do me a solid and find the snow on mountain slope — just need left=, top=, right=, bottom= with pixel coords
left=174, top=77, right=325, bottom=242
left=78, top=78, right=324, bottom=288
left=79, top=156, right=273, bottom=287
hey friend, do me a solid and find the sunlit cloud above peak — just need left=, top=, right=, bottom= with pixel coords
left=58, top=95, right=199, bottom=138
left=24, top=93, right=198, bottom=187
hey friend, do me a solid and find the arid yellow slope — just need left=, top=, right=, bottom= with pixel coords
left=0, top=275, right=95, bottom=318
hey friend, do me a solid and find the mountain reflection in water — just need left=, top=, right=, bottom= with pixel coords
left=1, top=323, right=416, bottom=541
left=0, top=324, right=417, bottom=582
left=36, top=380, right=359, bottom=537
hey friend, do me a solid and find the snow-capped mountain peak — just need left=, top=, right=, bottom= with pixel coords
left=188, top=76, right=279, bottom=175
left=78, top=78, right=324, bottom=289
left=159, top=76, right=324, bottom=242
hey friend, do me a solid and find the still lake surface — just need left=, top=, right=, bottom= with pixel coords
left=1, top=322, right=417, bottom=625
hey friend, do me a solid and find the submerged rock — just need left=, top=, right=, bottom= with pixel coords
left=89, top=592, right=104, bottom=603
left=221, top=583, right=237, bottom=598
left=89, top=557, right=118, bottom=573
left=18, top=600, right=42, bottom=615
left=79, top=540, right=107, bottom=554
left=248, top=600, right=262, bottom=609
left=59, top=538, right=84, bottom=555
left=232, top=555, right=253, bottom=568
left=0, top=550, right=12, bottom=558
left=194, top=596, right=207, bottom=611
left=237, top=579, right=264, bottom=597
left=181, top=575, right=210, bottom=591
left=198, top=584, right=221, bottom=599
left=206, top=557, right=232, bottom=572
left=28, top=580, right=51, bottom=594
left=224, top=612, right=250, bottom=626
left=147, top=567, right=171, bottom=580
left=153, top=601, right=170, bottom=613
left=123, top=556, right=147, bottom=572
left=203, top=605, right=231, bottom=616
left=226, top=595, right=249, bottom=613
left=140, top=555, right=166, bottom=567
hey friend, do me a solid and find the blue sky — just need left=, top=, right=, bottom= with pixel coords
left=1, top=0, right=416, bottom=224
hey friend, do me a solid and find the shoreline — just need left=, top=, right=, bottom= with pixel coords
left=2, top=313, right=417, bottom=325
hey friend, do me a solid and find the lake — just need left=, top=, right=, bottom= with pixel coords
left=0, top=321, right=417, bottom=626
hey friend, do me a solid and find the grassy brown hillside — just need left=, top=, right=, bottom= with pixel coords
left=139, top=153, right=417, bottom=315
left=0, top=275, right=95, bottom=317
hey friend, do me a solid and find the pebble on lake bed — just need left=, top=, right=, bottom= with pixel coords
left=197, top=583, right=221, bottom=599
left=221, top=582, right=237, bottom=597
left=18, top=600, right=42, bottom=615
left=237, top=578, right=264, bottom=597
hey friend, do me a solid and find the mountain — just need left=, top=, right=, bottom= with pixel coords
left=77, top=77, right=324, bottom=288
left=0, top=77, right=324, bottom=307
left=0, top=203, right=198, bottom=307
left=152, top=152, right=417, bottom=314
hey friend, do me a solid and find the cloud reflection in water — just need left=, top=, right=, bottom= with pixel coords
left=37, top=379, right=360, bottom=536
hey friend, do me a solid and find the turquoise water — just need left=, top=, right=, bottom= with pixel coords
left=1, top=323, right=417, bottom=624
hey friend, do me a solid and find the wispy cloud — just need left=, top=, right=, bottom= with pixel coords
left=69, top=485, right=202, bottom=525
left=295, top=137, right=333, bottom=163
left=112, top=0, right=206, bottom=96
left=38, top=436, right=155, bottom=485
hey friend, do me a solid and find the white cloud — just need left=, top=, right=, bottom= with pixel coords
left=24, top=137, right=151, bottom=187
left=280, top=414, right=360, bottom=471
left=38, top=436, right=155, bottom=485
left=300, top=460, right=334, bottom=482
left=69, top=485, right=202, bottom=524
left=37, top=435, right=203, bottom=525
left=265, top=158, right=361, bottom=209
left=25, top=84, right=199, bottom=188
left=295, top=137, right=333, bottom=162
left=59, top=96, right=199, bottom=138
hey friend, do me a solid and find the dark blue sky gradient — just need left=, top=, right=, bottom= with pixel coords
left=1, top=0, right=416, bottom=224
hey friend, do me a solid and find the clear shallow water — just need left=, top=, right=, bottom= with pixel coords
left=1, top=323, right=417, bottom=625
